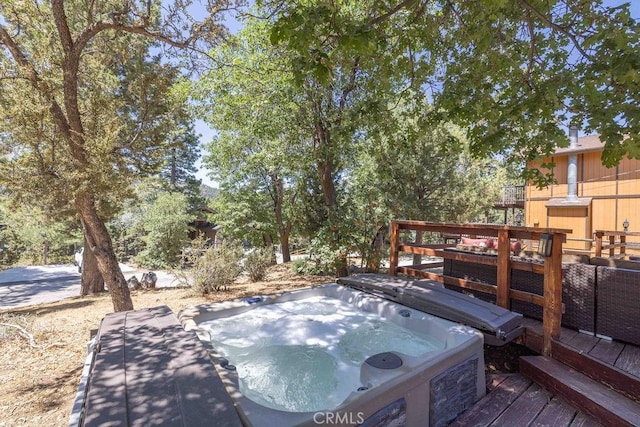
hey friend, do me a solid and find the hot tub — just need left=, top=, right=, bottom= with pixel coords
left=179, top=284, right=485, bottom=426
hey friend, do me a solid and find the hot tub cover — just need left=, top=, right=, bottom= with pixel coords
left=337, top=274, right=522, bottom=345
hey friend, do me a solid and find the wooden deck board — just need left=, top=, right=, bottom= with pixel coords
left=486, top=373, right=510, bottom=392
left=614, top=344, right=640, bottom=379
left=520, top=355, right=640, bottom=426
left=588, top=339, right=625, bottom=365
left=550, top=340, right=640, bottom=403
left=523, top=318, right=640, bottom=384
left=566, top=332, right=599, bottom=354
left=558, top=327, right=579, bottom=344
left=530, top=396, right=579, bottom=427
left=449, top=374, right=532, bottom=426
left=569, top=411, right=602, bottom=426
left=452, top=373, right=601, bottom=427
left=489, top=382, right=550, bottom=426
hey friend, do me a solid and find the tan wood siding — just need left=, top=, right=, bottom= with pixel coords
left=552, top=157, right=568, bottom=184
left=526, top=201, right=549, bottom=228
left=591, top=199, right=617, bottom=232
left=525, top=138, right=640, bottom=253
left=617, top=157, right=640, bottom=196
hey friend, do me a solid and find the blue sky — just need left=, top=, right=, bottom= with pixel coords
left=194, top=1, right=639, bottom=187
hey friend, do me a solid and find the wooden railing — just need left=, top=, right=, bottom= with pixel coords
left=388, top=220, right=570, bottom=356
left=494, top=185, right=525, bottom=208
left=594, top=230, right=640, bottom=258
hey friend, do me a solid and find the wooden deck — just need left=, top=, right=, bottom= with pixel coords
left=451, top=373, right=600, bottom=426
left=555, top=328, right=640, bottom=379
left=452, top=318, right=640, bottom=426
left=522, top=317, right=640, bottom=393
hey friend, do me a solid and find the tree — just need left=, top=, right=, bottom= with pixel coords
left=137, top=192, right=193, bottom=268
left=160, top=121, right=204, bottom=209
left=0, top=201, right=78, bottom=266
left=349, top=103, right=505, bottom=268
left=201, top=4, right=432, bottom=275
left=201, top=4, right=504, bottom=275
left=198, top=20, right=303, bottom=262
left=0, top=1, right=232, bottom=311
left=262, top=0, right=639, bottom=185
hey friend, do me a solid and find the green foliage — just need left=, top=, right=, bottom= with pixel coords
left=0, top=33, right=181, bottom=220
left=196, top=20, right=301, bottom=252
left=160, top=121, right=204, bottom=209
left=260, top=0, right=640, bottom=184
left=190, top=242, right=244, bottom=294
left=196, top=4, right=520, bottom=274
left=292, top=227, right=351, bottom=275
left=0, top=202, right=79, bottom=266
left=136, top=192, right=193, bottom=268
left=244, top=248, right=273, bottom=282
left=209, top=184, right=278, bottom=247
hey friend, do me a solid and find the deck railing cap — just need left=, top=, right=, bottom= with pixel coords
left=391, top=220, right=571, bottom=236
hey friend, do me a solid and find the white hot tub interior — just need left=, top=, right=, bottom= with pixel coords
left=197, top=295, right=446, bottom=412
left=184, top=284, right=485, bottom=426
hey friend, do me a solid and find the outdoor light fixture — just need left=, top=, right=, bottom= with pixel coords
left=538, top=233, right=553, bottom=257
left=623, top=219, right=630, bottom=232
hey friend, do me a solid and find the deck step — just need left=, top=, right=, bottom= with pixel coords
left=551, top=339, right=640, bottom=404
left=520, top=355, right=640, bottom=427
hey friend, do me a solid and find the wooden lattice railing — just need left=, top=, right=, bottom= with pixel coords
left=594, top=230, right=640, bottom=258
left=388, top=220, right=570, bottom=356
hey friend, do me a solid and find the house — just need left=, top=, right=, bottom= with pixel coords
left=525, top=129, right=640, bottom=253
left=188, top=206, right=220, bottom=244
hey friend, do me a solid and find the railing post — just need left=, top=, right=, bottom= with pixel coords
left=620, top=234, right=626, bottom=257
left=389, top=221, right=399, bottom=276
left=609, top=235, right=616, bottom=257
left=542, top=232, right=564, bottom=356
left=496, top=228, right=510, bottom=309
left=595, top=231, right=603, bottom=257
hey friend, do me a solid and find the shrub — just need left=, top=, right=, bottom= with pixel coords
left=191, top=242, right=244, bottom=294
left=292, top=255, right=331, bottom=275
left=244, top=248, right=273, bottom=282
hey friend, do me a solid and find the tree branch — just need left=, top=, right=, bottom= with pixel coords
left=369, top=0, right=419, bottom=26
left=0, top=25, right=80, bottom=162
left=524, top=9, right=537, bottom=90
left=51, top=0, right=74, bottom=54
left=0, top=322, right=39, bottom=348
left=518, top=0, right=592, bottom=59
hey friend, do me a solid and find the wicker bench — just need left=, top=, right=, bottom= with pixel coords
left=443, top=251, right=596, bottom=333
left=510, top=261, right=596, bottom=333
left=595, top=263, right=640, bottom=345
left=442, top=252, right=498, bottom=304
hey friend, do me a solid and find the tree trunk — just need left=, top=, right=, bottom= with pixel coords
left=80, top=234, right=105, bottom=295
left=412, top=231, right=423, bottom=266
left=366, top=225, right=386, bottom=273
left=317, top=159, right=348, bottom=277
left=76, top=192, right=133, bottom=312
left=280, top=228, right=291, bottom=263
left=41, top=241, right=49, bottom=265
left=272, top=176, right=292, bottom=263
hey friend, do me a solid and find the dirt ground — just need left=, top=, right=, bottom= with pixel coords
left=0, top=264, right=531, bottom=426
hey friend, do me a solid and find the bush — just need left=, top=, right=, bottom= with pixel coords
left=190, top=242, right=244, bottom=294
left=292, top=233, right=348, bottom=275
left=291, top=256, right=330, bottom=275
left=244, top=248, right=273, bottom=282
